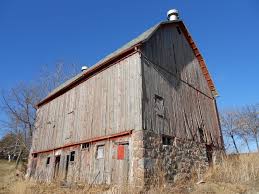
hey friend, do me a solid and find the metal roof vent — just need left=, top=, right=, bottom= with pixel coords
left=81, top=66, right=88, bottom=72
left=167, top=9, right=179, bottom=21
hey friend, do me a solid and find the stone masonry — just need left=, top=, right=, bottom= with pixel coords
left=132, top=130, right=224, bottom=190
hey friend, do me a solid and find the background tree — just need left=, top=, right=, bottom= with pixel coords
left=220, top=110, right=240, bottom=153
left=0, top=63, right=79, bottom=163
left=241, top=104, right=259, bottom=152
left=0, top=132, right=20, bottom=160
left=235, top=110, right=252, bottom=153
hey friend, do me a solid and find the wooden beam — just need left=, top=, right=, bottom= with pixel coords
left=31, top=130, right=133, bottom=154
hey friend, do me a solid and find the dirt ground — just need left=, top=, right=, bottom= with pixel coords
left=1, top=159, right=259, bottom=194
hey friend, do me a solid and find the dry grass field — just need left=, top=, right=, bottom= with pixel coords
left=1, top=154, right=259, bottom=194
left=192, top=153, right=259, bottom=194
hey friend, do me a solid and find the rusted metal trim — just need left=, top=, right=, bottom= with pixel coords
left=31, top=130, right=133, bottom=154
left=37, top=45, right=141, bottom=108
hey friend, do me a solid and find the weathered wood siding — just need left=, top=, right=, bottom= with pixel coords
left=32, top=53, right=142, bottom=152
left=141, top=24, right=223, bottom=147
left=32, top=135, right=131, bottom=184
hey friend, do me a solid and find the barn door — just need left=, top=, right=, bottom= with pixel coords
left=64, top=155, right=69, bottom=180
left=80, top=144, right=91, bottom=182
left=30, top=158, right=37, bottom=177
left=206, top=144, right=213, bottom=165
left=95, top=145, right=105, bottom=184
left=112, top=143, right=129, bottom=184
left=54, top=155, right=61, bottom=179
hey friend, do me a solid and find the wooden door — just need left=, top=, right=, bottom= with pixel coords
left=30, top=158, right=37, bottom=177
left=80, top=145, right=91, bottom=182
left=54, top=155, right=61, bottom=179
left=206, top=144, right=213, bottom=165
left=94, top=145, right=105, bottom=184
left=112, top=143, right=129, bottom=184
left=64, top=155, right=69, bottom=180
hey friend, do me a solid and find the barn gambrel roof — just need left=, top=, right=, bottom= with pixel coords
left=37, top=20, right=217, bottom=107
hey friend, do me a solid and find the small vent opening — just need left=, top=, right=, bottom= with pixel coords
left=162, top=135, right=172, bottom=145
left=81, top=143, right=90, bottom=150
left=46, top=157, right=50, bottom=166
left=70, top=151, right=75, bottom=162
left=176, top=26, right=181, bottom=34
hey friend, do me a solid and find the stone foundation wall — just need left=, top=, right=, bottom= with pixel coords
left=131, top=130, right=145, bottom=189
left=27, top=130, right=224, bottom=192
left=135, top=130, right=224, bottom=189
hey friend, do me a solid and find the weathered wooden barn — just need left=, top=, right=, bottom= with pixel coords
left=27, top=11, right=224, bottom=189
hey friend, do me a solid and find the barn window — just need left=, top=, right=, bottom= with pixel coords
left=96, top=145, right=104, bottom=159
left=46, top=157, right=50, bottom=166
left=117, top=145, right=125, bottom=160
left=176, top=26, right=182, bottom=34
left=32, top=153, right=37, bottom=158
left=115, top=143, right=129, bottom=160
left=198, top=127, right=205, bottom=143
left=162, top=135, right=172, bottom=145
left=206, top=144, right=213, bottom=165
left=70, top=151, right=75, bottom=162
left=81, top=143, right=90, bottom=151
left=154, top=95, right=164, bottom=117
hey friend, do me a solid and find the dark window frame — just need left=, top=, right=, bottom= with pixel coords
left=176, top=26, right=182, bottom=34
left=46, top=157, right=50, bottom=166
left=81, top=143, right=90, bottom=151
left=154, top=94, right=165, bottom=118
left=198, top=127, right=205, bottom=143
left=70, top=151, right=75, bottom=162
left=162, top=135, right=172, bottom=146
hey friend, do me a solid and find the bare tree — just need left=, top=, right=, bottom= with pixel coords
left=0, top=63, right=79, bottom=163
left=241, top=104, right=259, bottom=152
left=220, top=110, right=240, bottom=153
left=0, top=132, right=20, bottom=160
left=235, top=111, right=252, bottom=153
left=38, top=63, right=79, bottom=97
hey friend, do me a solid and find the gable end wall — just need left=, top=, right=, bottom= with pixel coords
left=140, top=23, right=223, bottom=147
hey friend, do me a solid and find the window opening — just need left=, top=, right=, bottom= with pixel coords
left=198, top=127, right=205, bottom=143
left=117, top=145, right=125, bottom=160
left=162, top=135, right=172, bottom=145
left=70, top=151, right=75, bottom=162
left=154, top=95, right=164, bottom=117
left=176, top=26, right=181, bottom=34
left=46, top=157, right=50, bottom=166
left=81, top=143, right=90, bottom=150
left=96, top=145, right=104, bottom=159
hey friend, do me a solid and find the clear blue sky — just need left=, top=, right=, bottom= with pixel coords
left=0, top=1, right=258, bottom=136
